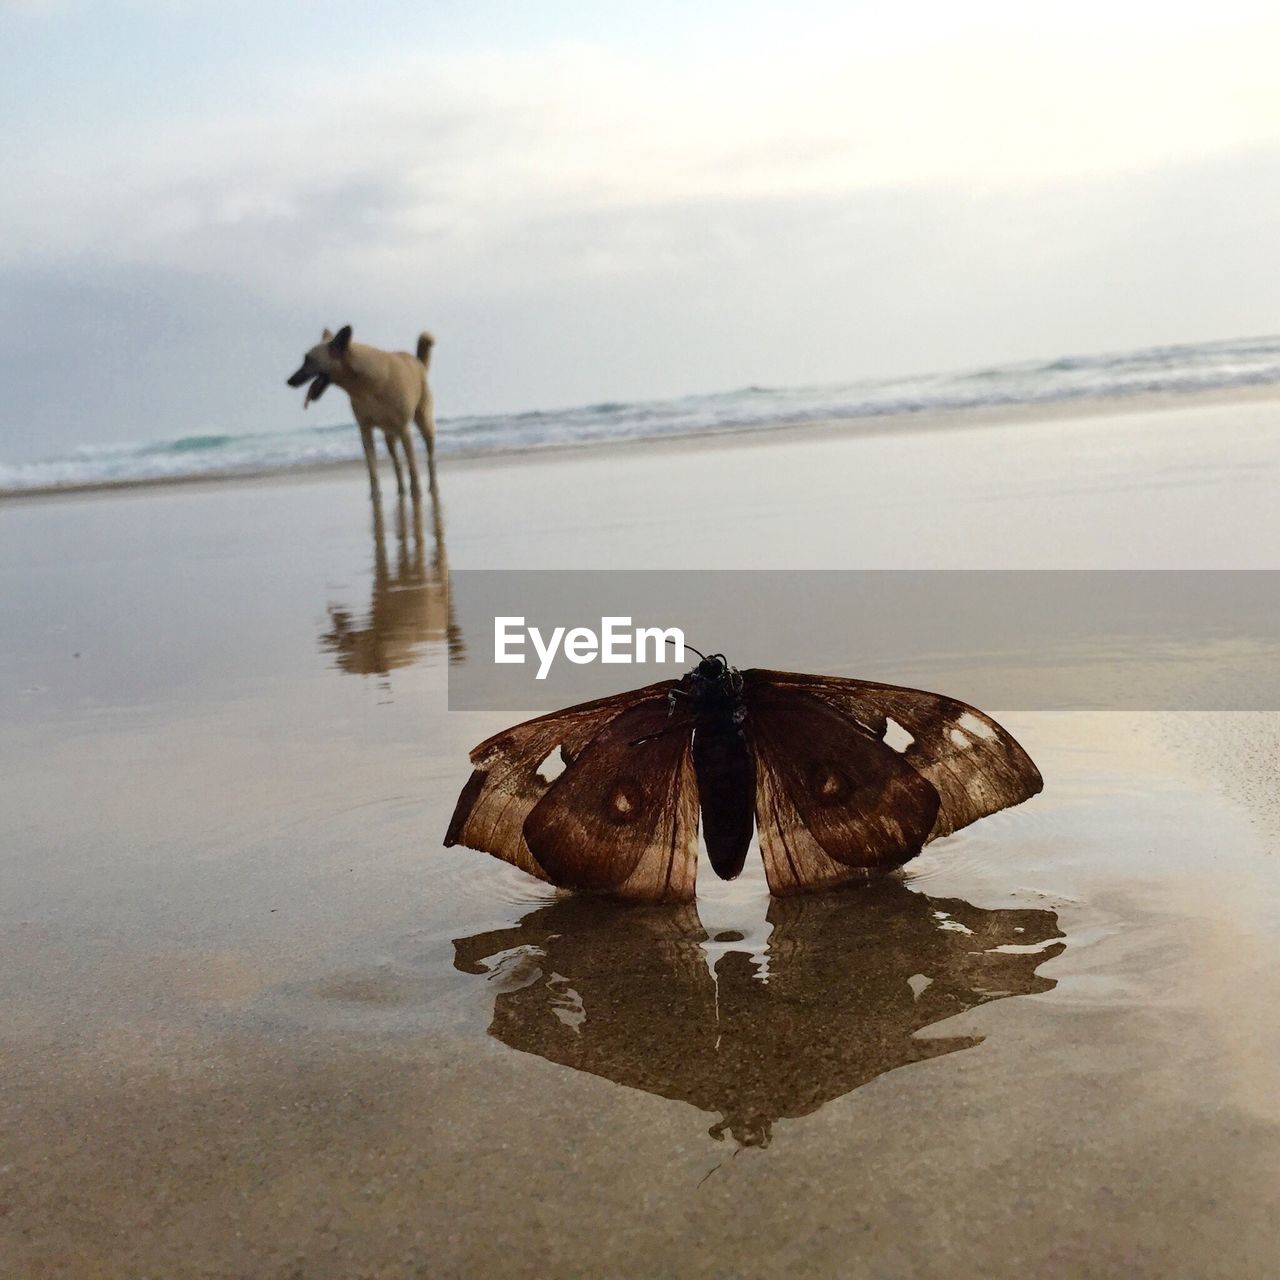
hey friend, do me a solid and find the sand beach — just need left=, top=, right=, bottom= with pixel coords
left=2, top=392, right=1279, bottom=1276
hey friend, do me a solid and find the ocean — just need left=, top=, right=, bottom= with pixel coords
left=3, top=333, right=1279, bottom=495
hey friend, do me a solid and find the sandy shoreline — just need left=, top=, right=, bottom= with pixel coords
left=5, top=379, right=1280, bottom=503
left=2, top=390, right=1279, bottom=1276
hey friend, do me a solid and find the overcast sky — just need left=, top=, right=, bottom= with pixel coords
left=3, top=0, right=1280, bottom=460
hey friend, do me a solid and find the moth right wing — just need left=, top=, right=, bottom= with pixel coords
left=744, top=669, right=1042, bottom=840
left=523, top=697, right=700, bottom=903
left=444, top=680, right=677, bottom=881
left=745, top=683, right=941, bottom=896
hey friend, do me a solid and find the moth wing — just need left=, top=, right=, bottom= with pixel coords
left=743, top=669, right=1042, bottom=839
left=444, top=680, right=678, bottom=881
left=744, top=683, right=941, bottom=895
left=523, top=697, right=700, bottom=903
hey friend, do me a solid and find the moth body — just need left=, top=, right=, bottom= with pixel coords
left=677, top=657, right=756, bottom=881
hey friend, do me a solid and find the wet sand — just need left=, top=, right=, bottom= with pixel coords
left=2, top=392, right=1279, bottom=1277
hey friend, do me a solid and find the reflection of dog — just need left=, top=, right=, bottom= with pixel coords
left=320, top=485, right=462, bottom=677
left=287, top=325, right=436, bottom=499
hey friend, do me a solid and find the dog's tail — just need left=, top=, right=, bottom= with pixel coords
left=416, top=332, right=435, bottom=368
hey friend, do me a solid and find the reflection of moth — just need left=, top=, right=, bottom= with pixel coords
left=446, top=653, right=1042, bottom=901
left=454, top=886, right=1065, bottom=1147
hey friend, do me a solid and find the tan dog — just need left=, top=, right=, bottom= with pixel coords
left=287, top=325, right=436, bottom=499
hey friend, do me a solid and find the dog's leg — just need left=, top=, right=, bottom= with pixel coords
left=360, top=424, right=380, bottom=500
left=415, top=398, right=437, bottom=487
left=386, top=431, right=407, bottom=496
left=401, top=426, right=422, bottom=500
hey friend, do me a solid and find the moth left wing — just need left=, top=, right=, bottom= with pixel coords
left=444, top=680, right=678, bottom=881
left=523, top=697, right=700, bottom=903
left=743, top=669, right=1042, bottom=840
left=745, top=683, right=941, bottom=895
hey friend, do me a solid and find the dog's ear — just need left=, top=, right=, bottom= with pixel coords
left=322, top=328, right=334, bottom=341
left=329, top=325, right=353, bottom=357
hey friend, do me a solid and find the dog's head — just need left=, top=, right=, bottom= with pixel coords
left=286, top=325, right=352, bottom=407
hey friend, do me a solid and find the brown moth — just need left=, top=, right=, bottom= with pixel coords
left=444, top=652, right=1042, bottom=902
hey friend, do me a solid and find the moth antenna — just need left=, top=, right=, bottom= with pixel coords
left=667, top=637, right=707, bottom=661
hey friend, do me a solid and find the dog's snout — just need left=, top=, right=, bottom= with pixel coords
left=287, top=362, right=312, bottom=387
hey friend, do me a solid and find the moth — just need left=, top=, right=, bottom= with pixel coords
left=444, top=651, right=1042, bottom=902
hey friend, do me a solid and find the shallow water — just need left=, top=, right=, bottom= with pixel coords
left=2, top=398, right=1279, bottom=1276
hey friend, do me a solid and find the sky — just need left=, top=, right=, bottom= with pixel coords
left=3, top=0, right=1280, bottom=461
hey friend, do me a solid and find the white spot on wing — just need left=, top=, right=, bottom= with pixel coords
left=907, top=973, right=933, bottom=1000
left=883, top=716, right=915, bottom=753
left=536, top=744, right=567, bottom=784
left=957, top=711, right=998, bottom=740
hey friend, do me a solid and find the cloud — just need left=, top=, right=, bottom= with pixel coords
left=8, top=22, right=1280, bottom=286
